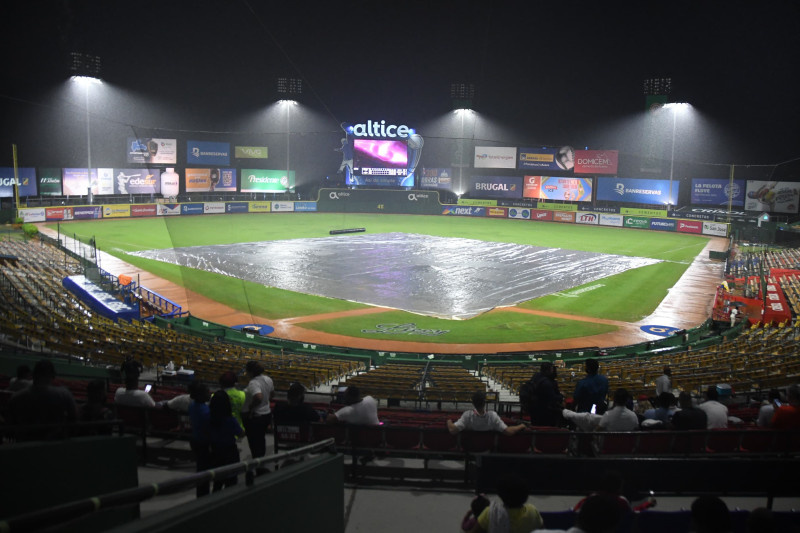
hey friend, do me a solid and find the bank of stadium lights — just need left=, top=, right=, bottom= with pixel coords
left=277, top=76, right=303, bottom=101
left=450, top=82, right=476, bottom=111
left=664, top=102, right=691, bottom=207
left=643, top=77, right=672, bottom=96
left=70, top=52, right=102, bottom=203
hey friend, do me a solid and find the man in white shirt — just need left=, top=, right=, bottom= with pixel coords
left=596, top=389, right=639, bottom=432
left=697, top=386, right=728, bottom=428
left=447, top=391, right=526, bottom=436
left=327, top=385, right=379, bottom=426
left=655, top=366, right=672, bottom=396
left=114, top=376, right=155, bottom=407
left=241, top=361, right=275, bottom=458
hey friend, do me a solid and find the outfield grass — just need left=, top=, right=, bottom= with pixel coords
left=51, top=213, right=711, bottom=343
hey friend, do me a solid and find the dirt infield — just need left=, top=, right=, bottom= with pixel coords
left=43, top=226, right=729, bottom=354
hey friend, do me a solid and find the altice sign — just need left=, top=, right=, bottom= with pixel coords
left=350, top=120, right=413, bottom=138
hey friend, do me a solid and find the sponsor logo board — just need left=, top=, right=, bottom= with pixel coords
left=19, top=208, right=45, bottom=223
left=131, top=204, right=157, bottom=217
left=271, top=202, right=295, bottom=212
left=553, top=211, right=575, bottom=223
left=703, top=222, right=729, bottom=237
left=103, top=205, right=131, bottom=219
left=649, top=218, right=677, bottom=231
left=203, top=202, right=225, bottom=214
left=157, top=204, right=181, bottom=216
left=599, top=213, right=624, bottom=227
left=576, top=212, right=599, bottom=225
left=530, top=209, right=553, bottom=221
left=508, top=208, right=531, bottom=220
left=249, top=202, right=271, bottom=213
left=677, top=219, right=703, bottom=234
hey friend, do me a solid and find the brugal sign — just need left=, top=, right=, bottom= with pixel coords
left=350, top=120, right=413, bottom=138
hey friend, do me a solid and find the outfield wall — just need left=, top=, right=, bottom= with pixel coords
left=19, top=188, right=729, bottom=238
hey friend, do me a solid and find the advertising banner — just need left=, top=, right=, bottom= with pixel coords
left=581, top=204, right=619, bottom=213
left=127, top=138, right=177, bottom=164
left=553, top=211, right=575, bottom=223
left=241, top=169, right=295, bottom=193
left=498, top=199, right=535, bottom=208
left=185, top=168, right=237, bottom=192
left=45, top=207, right=73, bottom=221
left=441, top=205, right=486, bottom=217
left=649, top=218, right=677, bottom=232
left=676, top=219, right=703, bottom=234
left=93, top=168, right=115, bottom=195
left=156, top=204, right=181, bottom=216
left=597, top=177, right=679, bottom=205
left=203, top=202, right=225, bottom=214
left=271, top=201, right=295, bottom=212
left=131, top=204, right=157, bottom=217
left=763, top=280, right=792, bottom=324
left=518, top=146, right=575, bottom=171
left=744, top=181, right=800, bottom=213
left=294, top=201, right=317, bottom=212
left=180, top=204, right=204, bottom=215
left=62, top=168, right=97, bottom=196
left=467, top=176, right=522, bottom=198
left=574, top=150, right=619, bottom=175
left=486, top=207, right=508, bottom=218
left=599, top=213, right=624, bottom=227
left=669, top=209, right=715, bottom=221
left=420, top=168, right=453, bottom=189
left=0, top=167, right=37, bottom=198
left=576, top=212, right=599, bottom=225
left=624, top=216, right=650, bottom=229
left=248, top=202, right=272, bottom=213
left=111, top=168, right=161, bottom=195
left=691, top=178, right=746, bottom=207
left=37, top=167, right=63, bottom=196
left=537, top=201, right=577, bottom=212
left=474, top=146, right=517, bottom=169
left=508, top=208, right=531, bottom=220
left=620, top=207, right=668, bottom=217
left=458, top=198, right=497, bottom=206
left=225, top=202, right=249, bottom=214
left=523, top=176, right=592, bottom=201
left=317, top=189, right=439, bottom=215
left=19, top=208, right=45, bottom=223
left=235, top=146, right=268, bottom=159
left=102, top=205, right=131, bottom=219
left=73, top=206, right=101, bottom=219
left=530, top=209, right=554, bottom=221
left=187, top=140, right=230, bottom=166
left=702, top=222, right=729, bottom=237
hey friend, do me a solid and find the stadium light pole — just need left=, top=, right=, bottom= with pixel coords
left=70, top=52, right=102, bottom=204
left=277, top=76, right=302, bottom=198
left=450, top=82, right=476, bottom=198
left=664, top=102, right=689, bottom=208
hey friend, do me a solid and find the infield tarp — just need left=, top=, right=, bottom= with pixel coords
left=130, top=233, right=660, bottom=319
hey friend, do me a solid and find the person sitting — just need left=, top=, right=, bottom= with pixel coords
left=757, top=389, right=782, bottom=428
left=572, top=470, right=655, bottom=513
left=770, top=384, right=800, bottom=429
left=8, top=359, right=78, bottom=438
left=642, top=392, right=677, bottom=427
left=534, top=493, right=623, bottom=533
left=469, top=473, right=544, bottom=533
left=274, top=382, right=321, bottom=427
left=596, top=389, right=639, bottom=432
left=698, top=386, right=728, bottom=429
left=326, top=385, right=379, bottom=426
left=448, top=391, right=526, bottom=436
left=670, top=391, right=707, bottom=430
left=690, top=495, right=732, bottom=533
left=114, top=376, right=156, bottom=407
left=78, top=379, right=114, bottom=435
left=8, top=364, right=33, bottom=392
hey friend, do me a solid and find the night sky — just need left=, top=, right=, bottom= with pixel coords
left=2, top=1, right=799, bottom=182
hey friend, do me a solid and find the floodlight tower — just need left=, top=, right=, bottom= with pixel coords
left=450, top=82, right=476, bottom=197
left=277, top=77, right=302, bottom=197
left=70, top=52, right=102, bottom=203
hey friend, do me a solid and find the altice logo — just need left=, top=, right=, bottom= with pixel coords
left=349, top=120, right=414, bottom=138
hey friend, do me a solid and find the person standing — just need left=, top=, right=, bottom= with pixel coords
left=209, top=390, right=245, bottom=491
left=524, top=362, right=564, bottom=427
left=241, top=361, right=274, bottom=459
left=574, top=359, right=609, bottom=414
left=188, top=383, right=211, bottom=497
left=219, top=371, right=246, bottom=429
left=655, top=366, right=672, bottom=396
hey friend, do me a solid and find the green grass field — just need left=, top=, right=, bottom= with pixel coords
left=51, top=213, right=711, bottom=344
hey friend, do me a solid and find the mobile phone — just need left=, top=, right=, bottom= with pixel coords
left=145, top=384, right=152, bottom=393
left=590, top=404, right=597, bottom=414
left=774, top=399, right=782, bottom=407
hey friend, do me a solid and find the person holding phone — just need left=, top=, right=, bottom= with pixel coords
left=114, top=375, right=155, bottom=407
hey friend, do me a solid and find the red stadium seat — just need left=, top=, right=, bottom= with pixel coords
left=532, top=428, right=570, bottom=454
left=460, top=431, right=496, bottom=454
left=497, top=432, right=533, bottom=454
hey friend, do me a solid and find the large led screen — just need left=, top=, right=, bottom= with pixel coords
left=745, top=181, right=800, bottom=214
left=523, top=176, right=593, bottom=201
left=350, top=139, right=410, bottom=187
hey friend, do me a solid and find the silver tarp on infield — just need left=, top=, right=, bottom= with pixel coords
left=130, top=232, right=660, bottom=319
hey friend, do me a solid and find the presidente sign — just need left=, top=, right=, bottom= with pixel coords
left=349, top=120, right=414, bottom=138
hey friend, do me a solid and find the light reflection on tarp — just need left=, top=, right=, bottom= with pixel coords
left=130, top=232, right=660, bottom=319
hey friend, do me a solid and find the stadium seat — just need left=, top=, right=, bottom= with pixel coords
left=460, top=431, right=496, bottom=454
left=531, top=428, right=570, bottom=454
left=595, top=432, right=638, bottom=455
left=496, top=432, right=533, bottom=454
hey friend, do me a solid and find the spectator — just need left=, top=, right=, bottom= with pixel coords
left=8, top=364, right=33, bottom=392
left=220, top=371, right=246, bottom=429
left=114, top=376, right=156, bottom=407
left=523, top=362, right=564, bottom=427
left=209, top=390, right=245, bottom=491
left=274, top=382, right=321, bottom=427
left=596, top=389, right=639, bottom=432
left=448, top=391, right=526, bottom=436
left=573, top=359, right=609, bottom=414
left=572, top=470, right=656, bottom=514
left=670, top=392, right=707, bottom=430
left=241, top=360, right=274, bottom=459
left=327, top=385, right=379, bottom=426
left=8, top=359, right=78, bottom=434
left=643, top=392, right=677, bottom=426
left=120, top=355, right=143, bottom=381
left=770, top=384, right=800, bottom=429
left=534, top=493, right=622, bottom=533
left=655, top=366, right=672, bottom=396
left=162, top=383, right=194, bottom=412
left=188, top=383, right=211, bottom=497
left=690, top=495, right=732, bottom=533
left=746, top=507, right=775, bottom=533
left=698, top=386, right=728, bottom=429
left=562, top=404, right=602, bottom=432
left=461, top=494, right=490, bottom=533
left=756, top=389, right=781, bottom=428
left=78, top=379, right=114, bottom=435
left=470, top=473, right=543, bottom=533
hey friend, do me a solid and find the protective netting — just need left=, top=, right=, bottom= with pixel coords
left=130, top=232, right=660, bottom=319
